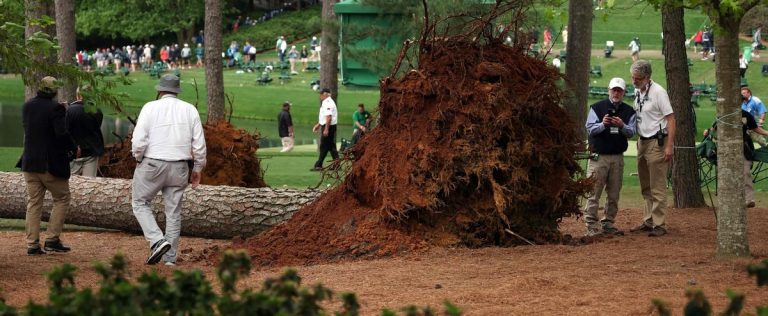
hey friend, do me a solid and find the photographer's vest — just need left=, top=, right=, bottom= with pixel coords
left=589, top=99, right=636, bottom=155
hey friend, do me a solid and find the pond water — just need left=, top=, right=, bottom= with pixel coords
left=0, top=102, right=353, bottom=148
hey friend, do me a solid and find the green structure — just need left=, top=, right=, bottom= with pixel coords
left=334, top=0, right=400, bottom=87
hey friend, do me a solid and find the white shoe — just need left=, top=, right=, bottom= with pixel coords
left=164, top=261, right=176, bottom=266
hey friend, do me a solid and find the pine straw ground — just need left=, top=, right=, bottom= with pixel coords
left=2, top=207, right=768, bottom=315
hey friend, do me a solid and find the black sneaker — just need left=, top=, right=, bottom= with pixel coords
left=309, top=166, right=322, bottom=172
left=27, top=247, right=45, bottom=256
left=630, top=223, right=653, bottom=233
left=44, top=239, right=71, bottom=252
left=648, top=226, right=667, bottom=237
left=146, top=239, right=171, bottom=265
left=602, top=226, right=625, bottom=236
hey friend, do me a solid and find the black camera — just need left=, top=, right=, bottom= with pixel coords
left=608, top=109, right=617, bottom=117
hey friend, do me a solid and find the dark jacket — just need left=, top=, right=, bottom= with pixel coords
left=16, top=92, right=77, bottom=179
left=66, top=101, right=105, bottom=157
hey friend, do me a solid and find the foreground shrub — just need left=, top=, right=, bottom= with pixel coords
left=652, top=259, right=768, bottom=315
left=0, top=251, right=460, bottom=316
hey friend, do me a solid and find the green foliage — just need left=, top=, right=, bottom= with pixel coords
left=76, top=0, right=205, bottom=41
left=683, top=289, right=712, bottom=316
left=0, top=251, right=462, bottom=316
left=223, top=6, right=323, bottom=53
left=652, top=299, right=672, bottom=316
left=748, top=259, right=768, bottom=286
left=652, top=259, right=768, bottom=315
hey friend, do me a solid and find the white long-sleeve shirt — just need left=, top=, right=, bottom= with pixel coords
left=132, top=94, right=207, bottom=172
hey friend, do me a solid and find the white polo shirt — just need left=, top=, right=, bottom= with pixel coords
left=634, top=81, right=674, bottom=138
left=318, top=97, right=338, bottom=126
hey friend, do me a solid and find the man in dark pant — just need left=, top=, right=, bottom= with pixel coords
left=312, top=88, right=338, bottom=171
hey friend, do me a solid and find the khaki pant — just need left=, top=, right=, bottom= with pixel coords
left=637, top=139, right=669, bottom=228
left=70, top=156, right=99, bottom=177
left=280, top=136, right=294, bottom=152
left=23, top=172, right=70, bottom=247
left=583, top=154, right=624, bottom=229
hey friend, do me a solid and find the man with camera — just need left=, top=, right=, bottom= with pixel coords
left=629, top=60, right=676, bottom=237
left=584, top=78, right=637, bottom=237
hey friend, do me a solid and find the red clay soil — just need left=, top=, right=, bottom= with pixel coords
left=240, top=38, right=590, bottom=267
left=99, top=120, right=266, bottom=188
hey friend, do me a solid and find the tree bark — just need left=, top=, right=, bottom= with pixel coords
left=662, top=5, right=706, bottom=208
left=205, top=0, right=226, bottom=123
left=24, top=0, right=57, bottom=101
left=709, top=10, right=751, bottom=258
left=0, top=172, right=319, bottom=239
left=54, top=0, right=77, bottom=103
left=564, top=0, right=592, bottom=145
left=320, top=0, right=339, bottom=101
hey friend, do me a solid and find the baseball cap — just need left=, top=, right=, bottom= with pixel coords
left=608, top=77, right=626, bottom=91
left=39, top=76, right=60, bottom=93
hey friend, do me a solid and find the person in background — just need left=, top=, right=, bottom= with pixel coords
left=351, top=103, right=371, bottom=146
left=741, top=86, right=767, bottom=147
left=66, top=85, right=104, bottom=177
left=17, top=76, right=77, bottom=255
left=583, top=78, right=637, bottom=237
left=278, top=101, right=294, bottom=153
left=311, top=88, right=338, bottom=171
left=628, top=37, right=640, bottom=62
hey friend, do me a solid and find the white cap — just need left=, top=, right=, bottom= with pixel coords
left=608, top=77, right=626, bottom=91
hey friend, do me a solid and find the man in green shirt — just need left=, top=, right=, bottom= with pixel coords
left=351, top=103, right=371, bottom=145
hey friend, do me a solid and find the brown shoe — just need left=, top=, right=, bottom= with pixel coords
left=747, top=201, right=756, bottom=208
left=630, top=223, right=652, bottom=233
left=648, top=226, right=667, bottom=237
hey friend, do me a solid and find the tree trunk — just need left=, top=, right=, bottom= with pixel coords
left=54, top=0, right=77, bottom=103
left=564, top=0, right=592, bottom=145
left=662, top=5, right=706, bottom=208
left=205, top=0, right=226, bottom=123
left=710, top=14, right=750, bottom=258
left=24, top=0, right=57, bottom=101
left=0, top=172, right=319, bottom=239
left=320, top=0, right=339, bottom=101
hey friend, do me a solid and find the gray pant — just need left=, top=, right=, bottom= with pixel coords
left=583, top=154, right=624, bottom=229
left=131, top=158, right=189, bottom=263
left=70, top=156, right=99, bottom=177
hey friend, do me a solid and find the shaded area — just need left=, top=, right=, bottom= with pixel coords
left=99, top=121, right=266, bottom=188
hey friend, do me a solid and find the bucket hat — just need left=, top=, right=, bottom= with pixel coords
left=155, top=75, right=181, bottom=94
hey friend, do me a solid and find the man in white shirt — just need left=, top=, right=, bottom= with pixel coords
left=311, top=88, right=338, bottom=171
left=131, top=74, right=207, bottom=265
left=628, top=60, right=676, bottom=237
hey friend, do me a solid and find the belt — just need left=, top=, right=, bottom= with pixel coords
left=146, top=157, right=188, bottom=163
left=639, top=135, right=657, bottom=140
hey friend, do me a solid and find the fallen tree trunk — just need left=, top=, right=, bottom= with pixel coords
left=0, top=172, right=319, bottom=239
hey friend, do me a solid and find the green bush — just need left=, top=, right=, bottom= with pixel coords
left=224, top=6, right=322, bottom=53
left=0, top=251, right=461, bottom=316
left=652, top=259, right=768, bottom=316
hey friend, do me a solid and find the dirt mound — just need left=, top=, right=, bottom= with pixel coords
left=240, top=34, right=590, bottom=266
left=99, top=120, right=266, bottom=188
